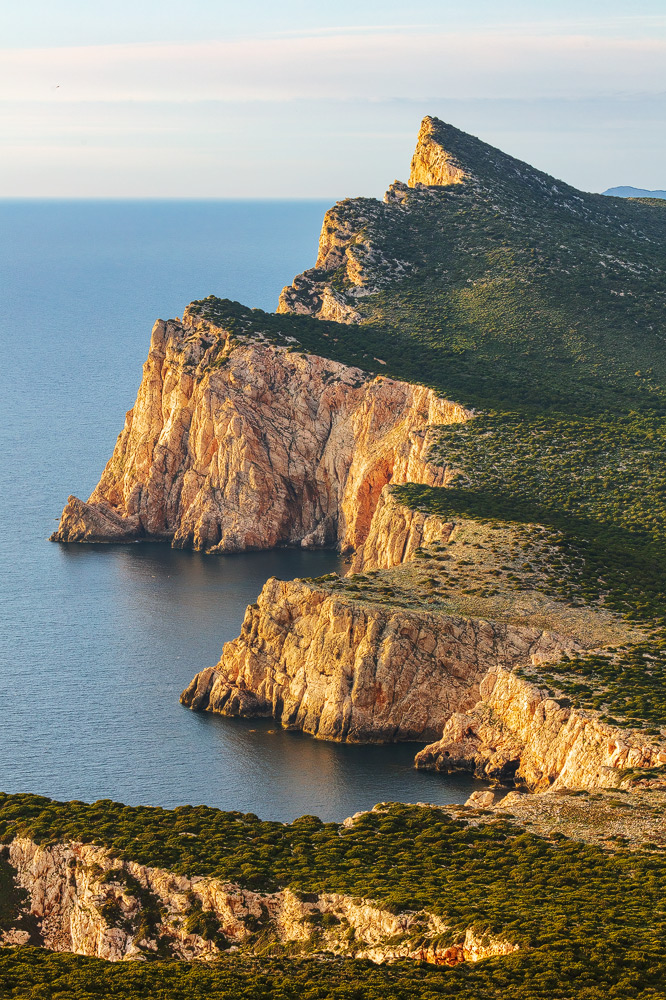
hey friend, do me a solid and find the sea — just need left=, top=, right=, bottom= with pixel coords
left=0, top=200, right=484, bottom=822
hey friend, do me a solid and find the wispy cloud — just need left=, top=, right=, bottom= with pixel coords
left=1, top=30, right=665, bottom=105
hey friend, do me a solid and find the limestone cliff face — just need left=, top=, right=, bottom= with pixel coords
left=181, top=577, right=584, bottom=742
left=276, top=197, right=413, bottom=322
left=3, top=836, right=514, bottom=966
left=349, top=486, right=455, bottom=573
left=52, top=308, right=468, bottom=553
left=415, top=666, right=666, bottom=790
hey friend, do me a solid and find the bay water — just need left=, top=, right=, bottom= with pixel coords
left=0, top=200, right=483, bottom=821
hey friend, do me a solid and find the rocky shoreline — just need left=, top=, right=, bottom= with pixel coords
left=52, top=115, right=666, bottom=801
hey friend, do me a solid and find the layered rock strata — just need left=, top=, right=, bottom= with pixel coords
left=181, top=577, right=585, bottom=743
left=52, top=308, right=468, bottom=553
left=349, top=486, right=454, bottom=573
left=2, top=836, right=515, bottom=966
left=415, top=666, right=666, bottom=790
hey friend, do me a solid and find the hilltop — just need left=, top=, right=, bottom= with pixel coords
left=36, top=117, right=666, bottom=999
left=280, top=116, right=666, bottom=413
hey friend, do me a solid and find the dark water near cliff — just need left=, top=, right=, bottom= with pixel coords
left=0, top=200, right=484, bottom=821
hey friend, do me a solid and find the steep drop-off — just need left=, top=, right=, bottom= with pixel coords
left=52, top=307, right=467, bottom=553
left=181, top=576, right=585, bottom=743
left=349, top=486, right=455, bottom=573
left=276, top=116, right=472, bottom=323
left=415, top=666, right=666, bottom=789
left=52, top=115, right=666, bottom=797
left=31, top=112, right=666, bottom=1000
left=1, top=834, right=515, bottom=966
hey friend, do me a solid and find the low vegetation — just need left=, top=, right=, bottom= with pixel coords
left=2, top=793, right=666, bottom=998
left=6, top=121, right=666, bottom=996
left=2, top=945, right=666, bottom=1000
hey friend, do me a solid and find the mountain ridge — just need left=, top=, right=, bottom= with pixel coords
left=37, top=116, right=666, bottom=999
left=604, top=185, right=666, bottom=199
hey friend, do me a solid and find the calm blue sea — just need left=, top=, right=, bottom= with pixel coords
left=0, top=200, right=482, bottom=821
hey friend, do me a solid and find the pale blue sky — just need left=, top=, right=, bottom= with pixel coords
left=1, top=1, right=665, bottom=197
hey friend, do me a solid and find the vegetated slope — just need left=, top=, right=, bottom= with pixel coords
left=281, top=116, right=666, bottom=414
left=1, top=792, right=666, bottom=999
left=28, top=120, right=666, bottom=998
left=260, top=116, right=666, bottom=736
left=185, top=110, right=666, bottom=733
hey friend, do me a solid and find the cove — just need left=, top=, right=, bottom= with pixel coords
left=0, top=199, right=486, bottom=823
left=2, top=541, right=485, bottom=821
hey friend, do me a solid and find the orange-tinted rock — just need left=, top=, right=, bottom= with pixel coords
left=5, top=834, right=513, bottom=965
left=181, top=577, right=584, bottom=743
left=52, top=308, right=469, bottom=553
left=415, top=666, right=666, bottom=790
left=349, top=486, right=455, bottom=573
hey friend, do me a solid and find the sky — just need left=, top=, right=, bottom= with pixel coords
left=1, top=1, right=665, bottom=198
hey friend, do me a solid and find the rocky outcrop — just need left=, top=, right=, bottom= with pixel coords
left=4, top=836, right=514, bottom=966
left=181, top=577, right=585, bottom=742
left=52, top=307, right=468, bottom=553
left=278, top=116, right=470, bottom=321
left=349, top=486, right=455, bottom=573
left=276, top=196, right=414, bottom=321
left=415, top=666, right=666, bottom=790
left=408, top=116, right=470, bottom=189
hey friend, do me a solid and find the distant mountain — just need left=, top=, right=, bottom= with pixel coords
left=604, top=185, right=666, bottom=199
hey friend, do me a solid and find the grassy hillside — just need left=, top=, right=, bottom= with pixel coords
left=1, top=792, right=666, bottom=998
left=189, top=119, right=666, bottom=733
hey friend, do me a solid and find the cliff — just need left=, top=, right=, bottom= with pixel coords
left=277, top=116, right=475, bottom=322
left=415, top=666, right=666, bottom=790
left=1, top=835, right=515, bottom=966
left=276, top=196, right=411, bottom=322
left=52, top=307, right=468, bottom=553
left=52, top=116, right=666, bottom=799
left=349, top=486, right=455, bottom=573
left=181, top=576, right=585, bottom=743
left=180, top=490, right=666, bottom=790
left=408, top=116, right=471, bottom=188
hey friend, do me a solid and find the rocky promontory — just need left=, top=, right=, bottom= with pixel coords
left=52, top=306, right=467, bottom=553
left=52, top=115, right=666, bottom=800
left=181, top=576, right=582, bottom=742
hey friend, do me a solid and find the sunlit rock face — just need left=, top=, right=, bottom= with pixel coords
left=277, top=115, right=471, bottom=320
left=3, top=835, right=516, bottom=966
left=415, top=666, right=666, bottom=790
left=52, top=306, right=468, bottom=554
left=181, top=576, right=584, bottom=744
left=408, top=116, right=471, bottom=189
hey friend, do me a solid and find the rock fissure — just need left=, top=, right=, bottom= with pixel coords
left=53, top=318, right=468, bottom=554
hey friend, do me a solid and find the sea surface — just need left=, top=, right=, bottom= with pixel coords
left=0, top=200, right=485, bottom=821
